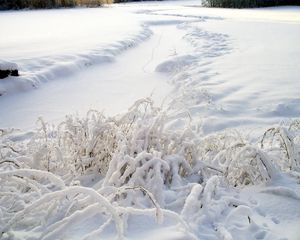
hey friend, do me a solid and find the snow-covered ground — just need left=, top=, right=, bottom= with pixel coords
left=0, top=7, right=149, bottom=95
left=1, top=1, right=300, bottom=240
left=0, top=24, right=178, bottom=129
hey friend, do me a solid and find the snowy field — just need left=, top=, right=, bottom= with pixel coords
left=1, top=1, right=300, bottom=239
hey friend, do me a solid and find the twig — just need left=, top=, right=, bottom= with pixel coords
left=0, top=160, right=20, bottom=168
left=0, top=145, right=20, bottom=154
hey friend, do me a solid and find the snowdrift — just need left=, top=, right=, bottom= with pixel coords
left=0, top=25, right=152, bottom=96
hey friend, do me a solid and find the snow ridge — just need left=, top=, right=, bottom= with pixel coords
left=0, top=25, right=152, bottom=96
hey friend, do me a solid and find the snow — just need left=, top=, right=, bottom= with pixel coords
left=0, top=60, right=18, bottom=70
left=0, top=7, right=149, bottom=95
left=143, top=4, right=300, bottom=136
left=0, top=25, right=175, bottom=129
left=1, top=1, right=300, bottom=240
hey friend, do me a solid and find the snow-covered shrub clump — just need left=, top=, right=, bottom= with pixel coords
left=1, top=100, right=300, bottom=239
left=261, top=123, right=300, bottom=171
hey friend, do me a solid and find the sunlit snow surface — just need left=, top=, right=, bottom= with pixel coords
left=0, top=7, right=143, bottom=58
left=1, top=1, right=300, bottom=240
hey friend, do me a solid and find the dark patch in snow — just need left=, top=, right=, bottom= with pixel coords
left=0, top=69, right=19, bottom=79
left=0, top=61, right=19, bottom=79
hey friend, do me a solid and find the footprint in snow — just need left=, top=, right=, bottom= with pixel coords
left=255, top=230, right=267, bottom=239
left=271, top=217, right=280, bottom=224
left=256, top=207, right=266, bottom=217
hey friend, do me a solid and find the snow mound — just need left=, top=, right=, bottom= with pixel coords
left=0, top=25, right=152, bottom=96
left=0, top=61, right=18, bottom=71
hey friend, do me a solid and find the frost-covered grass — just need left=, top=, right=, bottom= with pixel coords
left=1, top=99, right=300, bottom=239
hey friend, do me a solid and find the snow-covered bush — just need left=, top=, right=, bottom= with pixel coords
left=1, top=99, right=300, bottom=239
left=56, top=110, right=119, bottom=176
left=261, top=124, right=300, bottom=171
left=225, top=146, right=277, bottom=186
left=3, top=100, right=300, bottom=190
left=24, top=111, right=119, bottom=181
left=191, top=130, right=282, bottom=186
left=102, top=98, right=199, bottom=206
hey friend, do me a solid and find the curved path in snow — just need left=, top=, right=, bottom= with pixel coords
left=0, top=20, right=192, bottom=129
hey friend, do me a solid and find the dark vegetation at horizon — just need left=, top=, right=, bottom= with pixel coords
left=203, top=0, right=300, bottom=8
left=0, top=0, right=112, bottom=10
left=0, top=0, right=299, bottom=10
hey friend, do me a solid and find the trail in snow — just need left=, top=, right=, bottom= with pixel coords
left=136, top=3, right=300, bottom=136
left=142, top=32, right=163, bottom=73
left=0, top=24, right=192, bottom=129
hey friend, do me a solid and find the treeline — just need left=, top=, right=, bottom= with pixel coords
left=0, top=0, right=112, bottom=10
left=0, top=0, right=165, bottom=10
left=203, top=0, right=300, bottom=8
left=113, top=0, right=162, bottom=2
